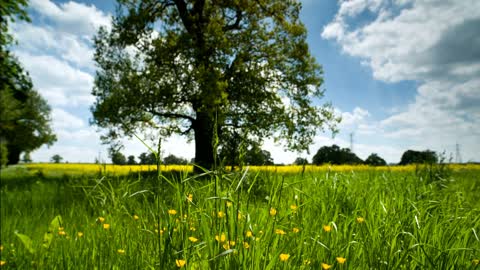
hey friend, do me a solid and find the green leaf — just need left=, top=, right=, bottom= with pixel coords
left=49, top=215, right=63, bottom=232
left=15, top=232, right=35, bottom=254
left=43, top=215, right=63, bottom=249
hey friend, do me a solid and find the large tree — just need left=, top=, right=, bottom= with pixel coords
left=0, top=0, right=56, bottom=165
left=92, top=0, right=338, bottom=170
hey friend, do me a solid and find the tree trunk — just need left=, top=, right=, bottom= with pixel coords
left=193, top=111, right=215, bottom=172
left=7, top=145, right=21, bottom=165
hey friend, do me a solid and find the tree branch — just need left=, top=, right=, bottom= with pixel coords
left=151, top=110, right=195, bottom=122
left=173, top=0, right=193, bottom=33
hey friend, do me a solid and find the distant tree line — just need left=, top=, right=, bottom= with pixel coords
left=108, top=145, right=439, bottom=166
left=294, top=145, right=438, bottom=166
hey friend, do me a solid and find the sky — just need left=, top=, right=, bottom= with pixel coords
left=9, top=0, right=480, bottom=164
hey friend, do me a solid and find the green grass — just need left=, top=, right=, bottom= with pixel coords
left=1, top=166, right=479, bottom=269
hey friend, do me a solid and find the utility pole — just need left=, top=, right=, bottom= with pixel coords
left=455, top=143, right=462, bottom=164
left=350, top=132, right=354, bottom=153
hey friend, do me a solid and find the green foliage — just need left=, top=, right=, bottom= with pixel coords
left=127, top=155, right=136, bottom=165
left=0, top=140, right=7, bottom=167
left=399, top=149, right=438, bottom=165
left=15, top=232, right=35, bottom=254
left=219, top=139, right=274, bottom=166
left=0, top=0, right=30, bottom=47
left=293, top=157, right=309, bottom=165
left=110, top=151, right=127, bottom=165
left=163, top=154, right=188, bottom=165
left=51, top=154, right=63, bottom=164
left=0, top=0, right=56, bottom=165
left=138, top=152, right=156, bottom=165
left=91, top=0, right=339, bottom=169
left=364, top=153, right=386, bottom=166
left=312, top=144, right=363, bottom=165
left=22, top=151, right=32, bottom=163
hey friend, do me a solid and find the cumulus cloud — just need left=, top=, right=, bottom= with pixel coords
left=29, top=0, right=111, bottom=37
left=15, top=52, right=95, bottom=107
left=322, top=0, right=480, bottom=162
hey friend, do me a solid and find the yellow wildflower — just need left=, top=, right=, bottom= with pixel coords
left=243, top=242, right=250, bottom=249
left=0, top=245, right=3, bottom=251
left=77, top=232, right=84, bottom=238
left=103, top=223, right=110, bottom=230
left=188, top=236, right=198, bottom=243
left=336, top=257, right=346, bottom=264
left=133, top=214, right=139, bottom=220
left=58, top=230, right=67, bottom=236
left=279, top=253, right=290, bottom=262
left=356, top=217, right=365, bottom=223
left=290, top=204, right=298, bottom=211
left=58, top=227, right=64, bottom=231
left=217, top=211, right=225, bottom=218
left=275, top=229, right=287, bottom=235
left=189, top=226, right=196, bottom=231
left=269, top=208, right=277, bottom=216
left=215, top=233, right=226, bottom=243
left=229, top=241, right=236, bottom=247
left=292, top=227, right=300, bottom=233
left=245, top=230, right=253, bottom=238
left=98, top=217, right=105, bottom=223
left=226, top=201, right=233, bottom=207
left=187, top=194, right=193, bottom=203
left=168, top=209, right=177, bottom=215
left=322, top=263, right=332, bottom=269
left=323, top=225, right=332, bottom=232
left=237, top=211, right=242, bottom=220
left=0, top=260, right=6, bottom=266
left=117, top=249, right=125, bottom=255
left=175, top=259, right=186, bottom=268
left=303, top=259, right=311, bottom=265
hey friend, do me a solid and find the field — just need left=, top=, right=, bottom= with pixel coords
left=1, top=164, right=479, bottom=269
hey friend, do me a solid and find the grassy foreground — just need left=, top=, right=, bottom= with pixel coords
left=1, top=164, right=479, bottom=269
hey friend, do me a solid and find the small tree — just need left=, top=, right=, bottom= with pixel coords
left=163, top=154, right=188, bottom=165
left=138, top=152, right=157, bottom=165
left=51, top=154, right=63, bottom=164
left=22, top=152, right=32, bottom=163
left=364, top=153, right=387, bottom=166
left=293, top=157, right=308, bottom=165
left=399, top=150, right=437, bottom=165
left=127, top=155, right=136, bottom=165
left=111, top=151, right=127, bottom=165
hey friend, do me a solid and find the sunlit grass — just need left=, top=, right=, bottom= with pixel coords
left=1, top=164, right=479, bottom=268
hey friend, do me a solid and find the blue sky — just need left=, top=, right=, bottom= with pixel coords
left=10, top=0, right=480, bottom=164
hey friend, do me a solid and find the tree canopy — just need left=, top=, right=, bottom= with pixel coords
left=51, top=154, right=63, bottom=164
left=0, top=0, right=56, bottom=165
left=364, top=153, right=387, bottom=166
left=92, top=0, right=338, bottom=171
left=312, top=144, right=363, bottom=165
left=399, top=150, right=437, bottom=165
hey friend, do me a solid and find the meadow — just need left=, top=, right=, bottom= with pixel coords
left=0, top=163, right=479, bottom=269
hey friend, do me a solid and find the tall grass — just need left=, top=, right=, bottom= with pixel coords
left=0, top=165, right=479, bottom=269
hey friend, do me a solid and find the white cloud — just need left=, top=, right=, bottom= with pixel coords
left=322, top=0, right=480, bottom=162
left=15, top=52, right=95, bottom=107
left=29, top=0, right=111, bottom=37
left=51, top=108, right=85, bottom=130
left=11, top=22, right=95, bottom=70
